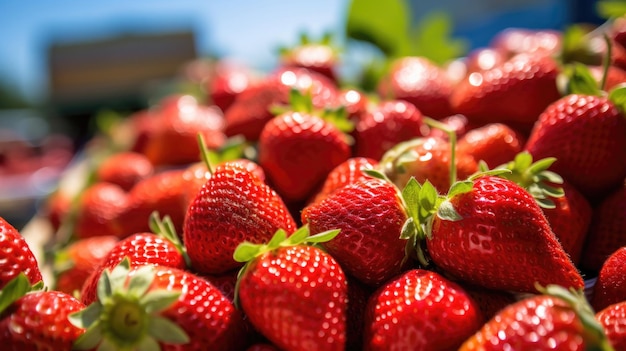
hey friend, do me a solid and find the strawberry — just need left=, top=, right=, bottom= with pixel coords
left=381, top=135, right=478, bottom=193
left=0, top=274, right=85, bottom=351
left=450, top=53, right=561, bottom=134
left=80, top=213, right=188, bottom=305
left=591, top=247, right=626, bottom=312
left=337, top=88, right=369, bottom=122
left=308, top=156, right=379, bottom=205
left=44, top=189, right=72, bottom=232
left=525, top=92, right=626, bottom=200
left=457, top=122, right=525, bottom=169
left=589, top=64, right=626, bottom=91
left=95, top=151, right=154, bottom=191
left=377, top=56, right=454, bottom=119
left=224, top=67, right=339, bottom=141
left=74, top=181, right=128, bottom=239
left=460, top=283, right=517, bottom=322
left=0, top=216, right=43, bottom=289
left=464, top=47, right=507, bottom=73
left=302, top=177, right=408, bottom=287
left=258, top=106, right=351, bottom=204
left=363, top=269, right=483, bottom=351
left=596, top=301, right=626, bottom=351
left=70, top=260, right=249, bottom=351
left=141, top=95, right=227, bottom=167
left=425, top=175, right=584, bottom=293
left=183, top=160, right=297, bottom=275
left=490, top=28, right=562, bottom=58
left=580, top=182, right=626, bottom=273
left=53, top=235, right=119, bottom=295
left=425, top=113, right=472, bottom=141
left=246, top=344, right=280, bottom=351
left=353, top=99, right=427, bottom=161
left=459, top=284, right=614, bottom=350
left=278, top=33, right=339, bottom=82
left=208, top=59, right=254, bottom=113
left=234, top=227, right=347, bottom=351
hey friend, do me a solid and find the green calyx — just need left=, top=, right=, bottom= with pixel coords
left=148, top=211, right=191, bottom=269
left=484, top=151, right=564, bottom=209
left=535, top=284, right=616, bottom=351
left=69, top=259, right=189, bottom=351
left=0, top=273, right=45, bottom=315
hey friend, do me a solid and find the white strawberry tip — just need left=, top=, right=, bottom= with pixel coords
left=69, top=258, right=189, bottom=351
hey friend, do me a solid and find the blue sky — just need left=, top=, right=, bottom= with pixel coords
left=0, top=0, right=347, bottom=102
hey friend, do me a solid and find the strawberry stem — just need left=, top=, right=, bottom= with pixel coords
left=196, top=133, right=214, bottom=176
left=423, top=117, right=457, bottom=184
left=601, top=32, right=612, bottom=91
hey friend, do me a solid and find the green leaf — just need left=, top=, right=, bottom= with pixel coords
left=535, top=197, right=557, bottom=209
left=564, top=63, right=602, bottom=96
left=141, top=290, right=181, bottom=314
left=401, top=177, right=421, bottom=221
left=447, top=180, right=473, bottom=198
left=137, top=336, right=161, bottom=351
left=537, top=183, right=565, bottom=198
left=400, top=218, right=417, bottom=239
left=409, top=11, right=468, bottom=64
left=148, top=316, right=190, bottom=344
left=285, top=226, right=309, bottom=246
left=437, top=200, right=462, bottom=221
left=597, top=0, right=626, bottom=19
left=0, top=273, right=32, bottom=314
left=535, top=171, right=564, bottom=185
left=608, top=84, right=626, bottom=113
left=346, top=0, right=411, bottom=57
left=72, top=321, right=103, bottom=350
left=233, top=242, right=262, bottom=263
left=68, top=303, right=103, bottom=329
left=96, top=338, right=119, bottom=351
left=306, top=229, right=341, bottom=243
left=468, top=168, right=512, bottom=180
left=268, top=229, right=289, bottom=248
left=512, top=151, right=533, bottom=172
left=96, top=270, right=114, bottom=303
left=363, top=168, right=391, bottom=182
left=418, top=180, right=438, bottom=215
left=527, top=157, right=557, bottom=174
left=126, top=266, right=154, bottom=298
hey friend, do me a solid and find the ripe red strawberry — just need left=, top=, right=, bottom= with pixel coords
left=450, top=53, right=561, bottom=133
left=460, top=284, right=614, bottom=350
left=377, top=56, right=454, bottom=119
left=425, top=113, right=472, bottom=140
left=591, top=247, right=626, bottom=312
left=308, top=156, right=379, bottom=205
left=302, top=177, right=408, bottom=287
left=234, top=227, right=347, bottom=351
left=208, top=59, right=254, bottom=113
left=464, top=47, right=507, bottom=73
left=116, top=169, right=189, bottom=238
left=258, top=110, right=351, bottom=203
left=589, top=64, right=626, bottom=91
left=596, top=301, right=626, bottom=350
left=279, top=33, right=339, bottom=82
left=524, top=93, right=626, bottom=200
left=457, top=122, right=525, bottom=169
left=54, top=235, right=119, bottom=295
left=74, top=181, right=128, bottom=239
left=95, top=151, right=154, bottom=191
left=426, top=175, right=584, bottom=293
left=381, top=136, right=478, bottom=193
left=353, top=99, right=427, bottom=160
left=580, top=181, right=626, bottom=273
left=0, top=217, right=43, bottom=289
left=336, top=88, right=369, bottom=122
left=460, top=283, right=517, bottom=322
left=363, top=269, right=483, bottom=351
left=224, top=67, right=339, bottom=141
left=141, top=95, right=227, bottom=167
left=80, top=214, right=188, bottom=305
left=70, top=261, right=249, bottom=351
left=490, top=28, right=562, bottom=58
left=0, top=274, right=85, bottom=351
left=245, top=344, right=280, bottom=351
left=44, top=189, right=72, bottom=232
left=183, top=161, right=297, bottom=275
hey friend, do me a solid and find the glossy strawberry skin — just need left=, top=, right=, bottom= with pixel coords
left=428, top=176, right=584, bottom=293
left=0, top=217, right=43, bottom=289
left=377, top=56, right=454, bottom=119
left=258, top=111, right=351, bottom=203
left=450, top=53, right=561, bottom=133
left=591, top=247, right=626, bottom=312
left=75, top=182, right=128, bottom=239
left=183, top=163, right=297, bottom=275
left=141, top=266, right=249, bottom=351
left=80, top=232, right=187, bottom=305
left=95, top=151, right=154, bottom=191
left=308, top=156, right=379, bottom=205
left=280, top=43, right=338, bottom=82
left=525, top=94, right=626, bottom=200
left=0, top=291, right=85, bottom=351
left=353, top=100, right=426, bottom=161
left=580, top=182, right=626, bottom=273
left=363, top=269, right=482, bottom=351
left=55, top=235, right=119, bottom=295
left=238, top=245, right=347, bottom=351
left=457, top=122, right=525, bottom=169
left=302, top=178, right=408, bottom=287
left=460, top=294, right=589, bottom=351
left=224, top=67, right=339, bottom=141
left=596, top=301, right=626, bottom=351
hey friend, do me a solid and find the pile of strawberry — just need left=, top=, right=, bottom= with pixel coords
left=2, top=18, right=626, bottom=351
